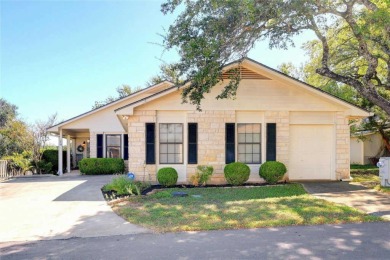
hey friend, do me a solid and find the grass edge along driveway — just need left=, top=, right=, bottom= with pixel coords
left=350, top=165, right=390, bottom=193
left=111, top=184, right=383, bottom=232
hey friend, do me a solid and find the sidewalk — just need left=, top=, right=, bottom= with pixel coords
left=301, top=182, right=390, bottom=220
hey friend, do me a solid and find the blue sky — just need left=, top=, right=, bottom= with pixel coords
left=1, top=0, right=315, bottom=124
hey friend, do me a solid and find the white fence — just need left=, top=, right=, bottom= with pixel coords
left=0, top=160, right=8, bottom=179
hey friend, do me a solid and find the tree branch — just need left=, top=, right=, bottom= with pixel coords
left=342, top=3, right=379, bottom=81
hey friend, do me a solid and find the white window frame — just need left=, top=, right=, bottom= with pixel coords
left=105, top=134, right=122, bottom=159
left=237, top=123, right=262, bottom=164
left=159, top=123, right=184, bottom=164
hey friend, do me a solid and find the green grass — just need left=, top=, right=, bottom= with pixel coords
left=351, top=172, right=390, bottom=193
left=112, top=184, right=381, bottom=232
left=379, top=186, right=390, bottom=192
left=351, top=172, right=380, bottom=183
left=350, top=164, right=378, bottom=170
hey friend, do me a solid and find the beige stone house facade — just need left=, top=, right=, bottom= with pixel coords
left=48, top=58, right=369, bottom=183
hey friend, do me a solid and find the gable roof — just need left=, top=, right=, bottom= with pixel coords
left=48, top=80, right=175, bottom=132
left=49, top=58, right=370, bottom=133
left=114, top=58, right=369, bottom=117
left=236, top=57, right=369, bottom=114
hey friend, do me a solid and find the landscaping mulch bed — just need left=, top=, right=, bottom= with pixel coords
left=102, top=181, right=288, bottom=201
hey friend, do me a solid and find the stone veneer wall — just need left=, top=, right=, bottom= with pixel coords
left=126, top=109, right=349, bottom=183
left=128, top=110, right=157, bottom=182
left=187, top=110, right=235, bottom=184
left=335, top=111, right=350, bottom=180
left=89, top=132, right=97, bottom=158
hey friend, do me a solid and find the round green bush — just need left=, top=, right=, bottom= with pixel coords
left=157, top=167, right=178, bottom=187
left=259, top=161, right=287, bottom=184
left=224, top=162, right=250, bottom=185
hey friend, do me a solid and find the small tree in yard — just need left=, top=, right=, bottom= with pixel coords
left=31, top=113, right=57, bottom=174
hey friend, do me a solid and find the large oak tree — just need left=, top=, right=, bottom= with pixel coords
left=162, top=0, right=390, bottom=115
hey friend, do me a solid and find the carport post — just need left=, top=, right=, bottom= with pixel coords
left=66, top=135, right=71, bottom=173
left=58, top=129, right=63, bottom=175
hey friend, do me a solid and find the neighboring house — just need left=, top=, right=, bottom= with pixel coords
left=48, top=58, right=369, bottom=183
left=350, top=131, right=385, bottom=165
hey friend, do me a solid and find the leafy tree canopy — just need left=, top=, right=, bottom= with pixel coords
left=0, top=99, right=33, bottom=158
left=146, top=63, right=183, bottom=86
left=92, top=85, right=142, bottom=109
left=162, top=0, right=390, bottom=115
left=278, top=21, right=390, bottom=152
left=0, top=98, right=17, bottom=128
left=92, top=64, right=182, bottom=109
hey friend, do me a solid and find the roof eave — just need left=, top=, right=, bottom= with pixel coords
left=48, top=80, right=175, bottom=129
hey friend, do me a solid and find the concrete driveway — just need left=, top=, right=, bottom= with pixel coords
left=0, top=174, right=150, bottom=242
left=301, top=182, right=390, bottom=220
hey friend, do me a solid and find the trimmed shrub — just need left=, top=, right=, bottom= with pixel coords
left=224, top=162, right=250, bottom=185
left=157, top=167, right=178, bottom=187
left=259, top=161, right=287, bottom=184
left=79, top=158, right=125, bottom=175
left=42, top=149, right=66, bottom=173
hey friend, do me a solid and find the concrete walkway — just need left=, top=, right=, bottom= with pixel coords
left=0, top=174, right=150, bottom=242
left=302, top=182, right=390, bottom=220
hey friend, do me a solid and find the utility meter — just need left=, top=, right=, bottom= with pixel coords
left=377, top=157, right=390, bottom=187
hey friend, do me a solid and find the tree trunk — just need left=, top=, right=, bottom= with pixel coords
left=378, top=128, right=390, bottom=153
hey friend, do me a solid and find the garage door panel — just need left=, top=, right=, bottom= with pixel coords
left=289, top=125, right=333, bottom=180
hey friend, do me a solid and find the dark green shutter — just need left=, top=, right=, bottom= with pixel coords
left=124, top=134, right=129, bottom=160
left=266, top=123, right=276, bottom=161
left=188, top=123, right=197, bottom=164
left=97, top=134, right=103, bottom=158
left=145, top=123, right=155, bottom=164
left=225, top=123, right=235, bottom=164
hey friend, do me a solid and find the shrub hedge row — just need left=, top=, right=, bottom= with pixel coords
left=156, top=161, right=287, bottom=186
left=79, top=158, right=125, bottom=175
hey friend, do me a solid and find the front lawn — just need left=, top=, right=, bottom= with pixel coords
left=112, top=184, right=381, bottom=232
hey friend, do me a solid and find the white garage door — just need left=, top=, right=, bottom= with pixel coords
left=289, top=125, right=333, bottom=180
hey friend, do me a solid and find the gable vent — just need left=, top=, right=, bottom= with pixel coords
left=221, top=66, right=270, bottom=80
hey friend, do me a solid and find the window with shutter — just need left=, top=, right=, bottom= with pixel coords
left=159, top=123, right=183, bottom=164
left=237, top=123, right=261, bottom=164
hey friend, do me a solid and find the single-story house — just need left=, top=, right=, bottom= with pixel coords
left=350, top=131, right=386, bottom=165
left=48, top=58, right=369, bottom=183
